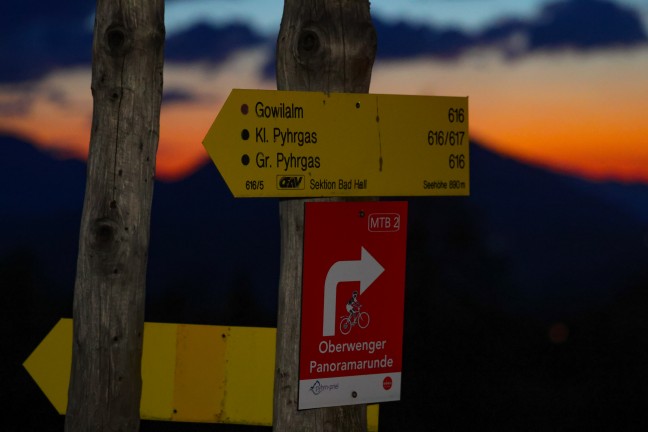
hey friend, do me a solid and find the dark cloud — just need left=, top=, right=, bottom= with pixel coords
left=162, top=88, right=198, bottom=104
left=0, top=0, right=93, bottom=33
left=165, top=22, right=267, bottom=63
left=0, top=1, right=94, bottom=82
left=375, top=0, right=647, bottom=60
left=0, top=22, right=93, bottom=83
left=0, top=15, right=268, bottom=83
left=375, top=20, right=472, bottom=59
left=527, top=0, right=647, bottom=50
left=1, top=0, right=646, bottom=84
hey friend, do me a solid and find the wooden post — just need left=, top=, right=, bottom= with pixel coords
left=273, top=1, right=376, bottom=431
left=65, top=1, right=164, bottom=431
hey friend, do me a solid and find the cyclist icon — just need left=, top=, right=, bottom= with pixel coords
left=340, top=290, right=370, bottom=335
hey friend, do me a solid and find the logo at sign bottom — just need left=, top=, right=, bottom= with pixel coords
left=299, top=373, right=401, bottom=410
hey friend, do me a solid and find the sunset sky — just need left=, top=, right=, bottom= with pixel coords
left=1, top=0, right=647, bottom=183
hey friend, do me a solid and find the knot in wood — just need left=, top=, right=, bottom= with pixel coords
left=104, top=24, right=132, bottom=57
left=298, top=29, right=320, bottom=55
left=296, top=27, right=326, bottom=67
left=90, top=217, right=118, bottom=252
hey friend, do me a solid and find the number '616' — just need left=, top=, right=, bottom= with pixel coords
left=448, top=108, right=465, bottom=123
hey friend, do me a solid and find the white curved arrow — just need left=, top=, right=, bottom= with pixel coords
left=322, top=247, right=384, bottom=337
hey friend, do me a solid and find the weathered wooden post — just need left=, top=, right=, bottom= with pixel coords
left=65, top=1, right=164, bottom=431
left=273, top=1, right=377, bottom=430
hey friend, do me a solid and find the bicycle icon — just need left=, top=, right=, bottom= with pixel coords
left=339, top=308, right=370, bottom=335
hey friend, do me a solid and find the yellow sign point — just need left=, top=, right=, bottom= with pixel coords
left=23, top=318, right=72, bottom=414
left=203, top=89, right=469, bottom=197
left=23, top=319, right=379, bottom=430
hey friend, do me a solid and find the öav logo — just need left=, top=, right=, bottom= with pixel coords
left=277, top=175, right=304, bottom=189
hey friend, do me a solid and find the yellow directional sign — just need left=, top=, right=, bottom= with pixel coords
left=203, top=89, right=469, bottom=197
left=23, top=319, right=379, bottom=429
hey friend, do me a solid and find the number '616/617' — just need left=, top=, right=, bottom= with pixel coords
left=427, top=130, right=465, bottom=146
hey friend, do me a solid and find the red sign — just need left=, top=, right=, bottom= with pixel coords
left=299, top=201, right=408, bottom=409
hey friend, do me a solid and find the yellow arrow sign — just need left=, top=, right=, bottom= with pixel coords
left=203, top=89, right=469, bottom=197
left=23, top=319, right=379, bottom=429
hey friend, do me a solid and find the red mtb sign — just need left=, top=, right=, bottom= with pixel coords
left=299, top=201, right=408, bottom=409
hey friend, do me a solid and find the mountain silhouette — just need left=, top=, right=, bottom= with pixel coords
left=2, top=133, right=648, bottom=321
left=469, top=144, right=648, bottom=318
left=3, top=133, right=648, bottom=430
left=0, top=135, right=86, bottom=217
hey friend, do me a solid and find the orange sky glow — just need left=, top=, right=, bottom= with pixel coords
left=1, top=46, right=647, bottom=183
